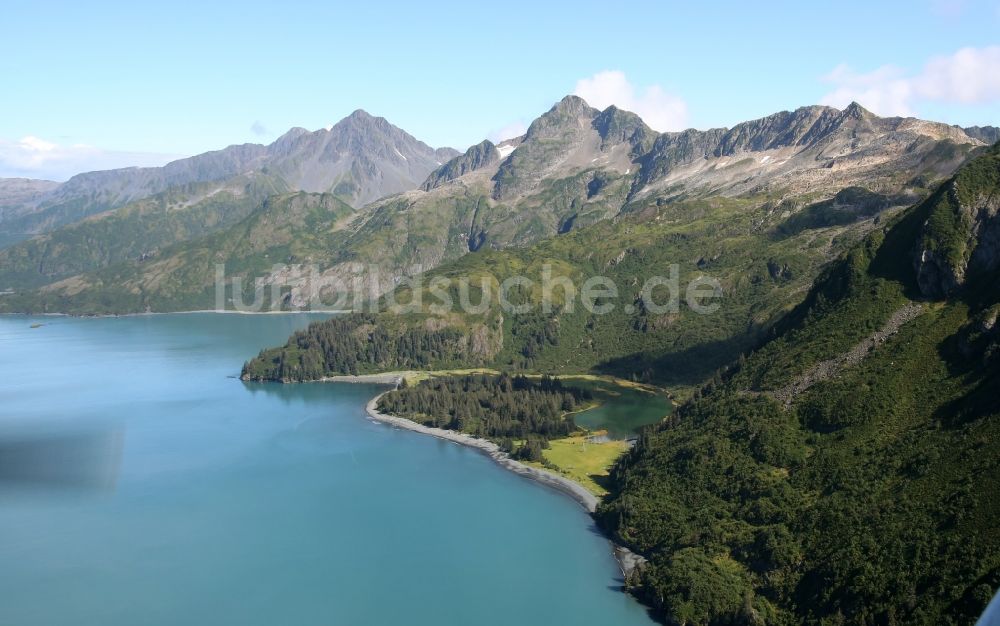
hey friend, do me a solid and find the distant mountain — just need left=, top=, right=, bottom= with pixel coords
left=421, top=139, right=500, bottom=191
left=0, top=111, right=457, bottom=243
left=217, top=115, right=988, bottom=385
left=960, top=125, right=1000, bottom=145
left=0, top=172, right=292, bottom=290
left=427, top=97, right=981, bottom=208
left=0, top=178, right=59, bottom=218
left=0, top=178, right=60, bottom=247
left=0, top=97, right=993, bottom=314
left=260, top=110, right=459, bottom=206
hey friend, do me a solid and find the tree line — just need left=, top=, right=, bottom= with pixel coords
left=242, top=313, right=472, bottom=381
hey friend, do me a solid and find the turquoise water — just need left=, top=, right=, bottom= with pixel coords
left=569, top=380, right=672, bottom=439
left=0, top=314, right=654, bottom=626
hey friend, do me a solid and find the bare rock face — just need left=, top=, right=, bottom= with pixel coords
left=914, top=144, right=1000, bottom=298
left=421, top=140, right=499, bottom=191
left=915, top=246, right=964, bottom=298
left=962, top=126, right=1000, bottom=145
left=491, top=95, right=602, bottom=201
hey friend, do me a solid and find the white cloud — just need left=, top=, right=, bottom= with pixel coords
left=820, top=46, right=1000, bottom=117
left=488, top=121, right=528, bottom=144
left=250, top=120, right=269, bottom=136
left=573, top=70, right=689, bottom=131
left=0, top=136, right=184, bottom=181
left=820, top=64, right=916, bottom=116
left=918, top=46, right=1000, bottom=103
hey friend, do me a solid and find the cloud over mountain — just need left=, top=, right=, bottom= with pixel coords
left=573, top=71, right=688, bottom=132
left=821, top=45, right=1000, bottom=117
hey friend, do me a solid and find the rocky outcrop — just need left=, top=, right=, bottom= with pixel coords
left=592, top=106, right=656, bottom=157
left=961, top=126, right=1000, bottom=145
left=771, top=303, right=924, bottom=406
left=633, top=102, right=981, bottom=197
left=957, top=304, right=1000, bottom=362
left=420, top=140, right=499, bottom=191
left=914, top=143, right=1000, bottom=298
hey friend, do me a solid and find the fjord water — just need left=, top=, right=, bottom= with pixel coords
left=0, top=314, right=654, bottom=626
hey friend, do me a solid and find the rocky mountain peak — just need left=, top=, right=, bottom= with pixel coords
left=347, top=108, right=374, bottom=121
left=552, top=94, right=594, bottom=115
left=524, top=95, right=600, bottom=139
left=842, top=101, right=875, bottom=120
left=962, top=125, right=1000, bottom=145
left=269, top=127, right=312, bottom=152
left=491, top=96, right=602, bottom=201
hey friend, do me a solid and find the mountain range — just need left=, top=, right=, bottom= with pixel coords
left=0, top=97, right=994, bottom=316
left=0, top=110, right=458, bottom=246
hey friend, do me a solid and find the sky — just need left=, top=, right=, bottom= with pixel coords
left=2, top=0, right=999, bottom=181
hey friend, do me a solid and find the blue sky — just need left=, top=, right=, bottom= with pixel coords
left=2, top=0, right=999, bottom=180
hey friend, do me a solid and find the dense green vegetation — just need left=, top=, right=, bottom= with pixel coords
left=774, top=186, right=913, bottom=237
left=377, top=374, right=590, bottom=460
left=597, top=145, right=1000, bottom=625
left=0, top=174, right=289, bottom=290
left=240, top=313, right=490, bottom=381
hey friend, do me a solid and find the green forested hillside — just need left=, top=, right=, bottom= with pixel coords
left=0, top=173, right=289, bottom=290
left=0, top=192, right=354, bottom=313
left=595, top=144, right=1000, bottom=625
left=239, top=187, right=892, bottom=387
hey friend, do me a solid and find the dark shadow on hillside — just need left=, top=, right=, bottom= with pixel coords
left=594, top=333, right=755, bottom=387
left=867, top=185, right=941, bottom=298
left=771, top=187, right=907, bottom=240
left=933, top=282, right=1000, bottom=427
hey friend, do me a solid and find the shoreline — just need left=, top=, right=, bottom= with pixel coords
left=362, top=388, right=647, bottom=578
left=320, top=373, right=409, bottom=385
left=364, top=391, right=599, bottom=512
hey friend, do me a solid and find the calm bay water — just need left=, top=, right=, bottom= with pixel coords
left=0, top=314, right=654, bottom=626
left=570, top=380, right=672, bottom=439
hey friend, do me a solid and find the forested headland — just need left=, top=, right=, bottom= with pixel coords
left=376, top=373, right=591, bottom=462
